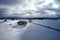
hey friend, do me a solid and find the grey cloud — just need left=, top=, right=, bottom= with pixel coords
left=44, top=7, right=60, bottom=17
left=0, top=0, right=24, bottom=5
left=37, top=3, right=60, bottom=13
left=56, top=13, right=60, bottom=17
left=45, top=7, right=60, bottom=13
left=36, top=10, right=47, bottom=14
left=36, top=3, right=60, bottom=17
left=55, top=0, right=60, bottom=4
left=0, top=8, right=9, bottom=17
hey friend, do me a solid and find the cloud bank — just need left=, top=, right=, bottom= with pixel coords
left=0, top=0, right=60, bottom=18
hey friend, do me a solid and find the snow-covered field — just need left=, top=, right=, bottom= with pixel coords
left=0, top=20, right=60, bottom=40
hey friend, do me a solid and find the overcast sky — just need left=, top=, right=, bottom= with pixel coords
left=0, top=0, right=60, bottom=18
